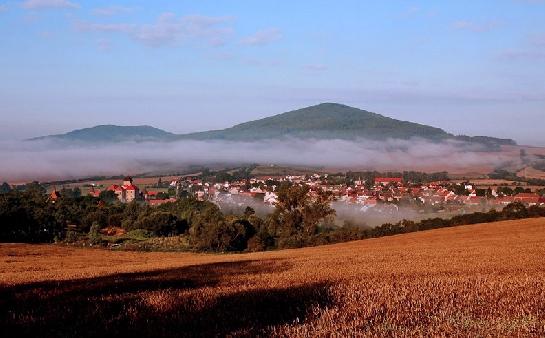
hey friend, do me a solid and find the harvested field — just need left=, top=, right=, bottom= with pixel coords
left=518, top=166, right=545, bottom=180
left=2, top=218, right=545, bottom=337
left=62, top=175, right=183, bottom=188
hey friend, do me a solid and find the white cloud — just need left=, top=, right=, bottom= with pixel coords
left=240, top=28, right=282, bottom=46
left=0, top=4, right=7, bottom=12
left=92, top=5, right=133, bottom=16
left=22, top=0, right=78, bottom=10
left=77, top=13, right=233, bottom=47
left=453, top=20, right=499, bottom=33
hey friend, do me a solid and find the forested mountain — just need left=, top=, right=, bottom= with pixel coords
left=178, top=103, right=451, bottom=141
left=30, top=125, right=175, bottom=143
left=31, top=103, right=516, bottom=146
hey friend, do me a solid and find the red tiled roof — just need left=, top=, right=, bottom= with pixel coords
left=375, top=177, right=402, bottom=183
left=88, top=190, right=101, bottom=197
left=515, top=193, right=539, bottom=199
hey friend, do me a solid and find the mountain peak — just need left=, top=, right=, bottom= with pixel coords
left=179, top=103, right=449, bottom=141
left=28, top=103, right=517, bottom=147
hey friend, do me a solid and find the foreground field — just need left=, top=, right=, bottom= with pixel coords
left=2, top=218, right=545, bottom=337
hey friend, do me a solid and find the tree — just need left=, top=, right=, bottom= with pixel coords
left=0, top=182, right=11, bottom=194
left=156, top=192, right=169, bottom=200
left=82, top=211, right=108, bottom=230
left=486, top=187, right=493, bottom=198
left=25, top=181, right=46, bottom=195
left=497, top=186, right=514, bottom=196
left=191, top=216, right=255, bottom=252
left=132, top=211, right=186, bottom=236
left=61, top=187, right=81, bottom=199
left=476, top=189, right=487, bottom=197
left=272, top=183, right=335, bottom=247
left=514, top=187, right=526, bottom=195
left=72, top=187, right=82, bottom=198
left=88, top=222, right=102, bottom=245
left=99, top=190, right=118, bottom=203
left=502, top=202, right=528, bottom=219
left=0, top=189, right=61, bottom=242
left=121, top=201, right=146, bottom=229
left=243, top=206, right=255, bottom=218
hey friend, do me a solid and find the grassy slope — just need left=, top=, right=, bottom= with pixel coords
left=2, top=218, right=545, bottom=336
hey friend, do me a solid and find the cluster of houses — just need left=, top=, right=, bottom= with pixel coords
left=79, top=174, right=545, bottom=217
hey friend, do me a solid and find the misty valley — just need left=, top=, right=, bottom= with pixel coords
left=2, top=1, right=545, bottom=336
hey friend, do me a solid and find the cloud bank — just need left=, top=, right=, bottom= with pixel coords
left=22, top=0, right=78, bottom=10
left=240, top=28, right=282, bottom=46
left=76, top=13, right=233, bottom=47
left=0, top=138, right=517, bottom=183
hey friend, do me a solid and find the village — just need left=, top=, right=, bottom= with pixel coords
left=71, top=171, right=545, bottom=222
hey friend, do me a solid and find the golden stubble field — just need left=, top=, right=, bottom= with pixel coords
left=2, top=218, right=545, bottom=337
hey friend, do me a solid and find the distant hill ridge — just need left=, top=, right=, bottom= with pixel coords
left=31, top=103, right=517, bottom=146
left=30, top=125, right=175, bottom=143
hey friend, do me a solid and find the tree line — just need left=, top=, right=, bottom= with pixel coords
left=1, top=181, right=544, bottom=252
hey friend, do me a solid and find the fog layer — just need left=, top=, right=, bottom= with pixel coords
left=0, top=138, right=515, bottom=182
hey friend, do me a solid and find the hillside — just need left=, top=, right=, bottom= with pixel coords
left=2, top=218, right=545, bottom=336
left=179, top=103, right=451, bottom=141
left=30, top=125, right=175, bottom=143
left=30, top=103, right=517, bottom=145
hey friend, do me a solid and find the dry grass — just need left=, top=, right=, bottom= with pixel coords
left=518, top=166, right=545, bottom=180
left=2, top=218, right=545, bottom=337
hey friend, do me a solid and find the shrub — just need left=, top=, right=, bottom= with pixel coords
left=65, top=230, right=80, bottom=243
left=125, top=229, right=154, bottom=240
left=190, top=215, right=256, bottom=252
left=132, top=212, right=187, bottom=236
left=88, top=222, right=102, bottom=245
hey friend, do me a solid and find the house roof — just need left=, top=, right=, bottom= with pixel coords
left=375, top=177, right=402, bottom=183
left=515, top=193, right=539, bottom=198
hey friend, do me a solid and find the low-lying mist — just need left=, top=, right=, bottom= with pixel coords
left=0, top=138, right=516, bottom=182
left=213, top=195, right=500, bottom=228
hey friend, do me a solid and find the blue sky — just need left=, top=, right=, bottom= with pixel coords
left=0, top=0, right=544, bottom=144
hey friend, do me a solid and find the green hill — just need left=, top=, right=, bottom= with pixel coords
left=178, top=103, right=451, bottom=141
left=31, top=125, right=175, bottom=143
left=30, top=103, right=517, bottom=146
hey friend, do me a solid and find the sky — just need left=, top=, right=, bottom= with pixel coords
left=0, top=0, right=544, bottom=145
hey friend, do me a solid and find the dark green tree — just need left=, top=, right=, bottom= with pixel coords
left=272, top=183, right=335, bottom=247
left=99, top=190, right=118, bottom=203
left=0, top=182, right=11, bottom=194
